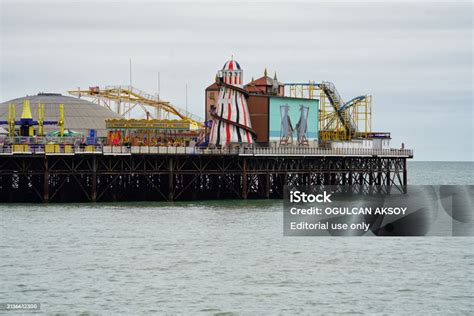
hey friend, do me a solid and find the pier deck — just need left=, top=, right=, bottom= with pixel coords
left=0, top=147, right=413, bottom=203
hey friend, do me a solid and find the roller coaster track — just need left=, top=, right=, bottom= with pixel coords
left=323, top=94, right=367, bottom=133
left=285, top=81, right=367, bottom=136
left=68, top=86, right=204, bottom=128
left=319, top=81, right=357, bottom=134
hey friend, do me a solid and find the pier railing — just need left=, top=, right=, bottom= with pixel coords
left=0, top=144, right=413, bottom=157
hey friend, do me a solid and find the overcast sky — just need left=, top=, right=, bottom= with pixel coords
left=0, top=0, right=472, bottom=161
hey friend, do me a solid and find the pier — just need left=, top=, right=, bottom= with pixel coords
left=0, top=147, right=412, bottom=203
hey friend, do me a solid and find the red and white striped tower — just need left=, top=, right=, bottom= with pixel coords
left=209, top=58, right=253, bottom=146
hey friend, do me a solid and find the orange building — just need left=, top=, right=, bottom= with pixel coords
left=245, top=69, right=284, bottom=96
left=204, top=81, right=219, bottom=122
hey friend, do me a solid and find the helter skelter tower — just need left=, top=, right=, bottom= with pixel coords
left=209, top=58, right=255, bottom=147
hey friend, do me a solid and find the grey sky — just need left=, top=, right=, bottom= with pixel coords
left=0, top=0, right=472, bottom=161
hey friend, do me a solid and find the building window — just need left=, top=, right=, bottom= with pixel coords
left=210, top=93, right=215, bottom=100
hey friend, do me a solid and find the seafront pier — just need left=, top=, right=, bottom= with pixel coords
left=0, top=60, right=415, bottom=203
left=0, top=146, right=413, bottom=203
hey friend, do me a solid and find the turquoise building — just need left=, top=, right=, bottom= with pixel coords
left=268, top=96, right=319, bottom=142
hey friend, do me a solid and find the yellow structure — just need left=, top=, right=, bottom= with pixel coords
left=20, top=100, right=35, bottom=136
left=21, top=100, right=33, bottom=120
left=319, top=92, right=372, bottom=142
left=8, top=103, right=15, bottom=136
left=45, top=144, right=60, bottom=153
left=286, top=82, right=372, bottom=143
left=37, top=103, right=45, bottom=136
left=59, top=104, right=64, bottom=137
left=68, top=86, right=204, bottom=129
left=287, top=81, right=320, bottom=99
left=12, top=144, right=29, bottom=152
left=4, top=101, right=64, bottom=137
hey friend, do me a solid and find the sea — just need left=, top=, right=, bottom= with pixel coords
left=1, top=161, right=473, bottom=315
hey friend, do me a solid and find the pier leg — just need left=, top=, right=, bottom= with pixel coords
left=386, top=168, right=391, bottom=194
left=349, top=158, right=353, bottom=186
left=402, top=158, right=407, bottom=193
left=91, top=156, right=97, bottom=202
left=369, top=168, right=374, bottom=194
left=217, top=175, right=221, bottom=199
left=43, top=158, right=49, bottom=203
left=242, top=159, right=247, bottom=199
left=264, top=173, right=270, bottom=198
left=168, top=157, right=174, bottom=201
left=377, top=159, right=382, bottom=193
left=192, top=175, right=198, bottom=200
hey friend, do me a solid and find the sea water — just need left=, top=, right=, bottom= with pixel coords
left=0, top=162, right=472, bottom=314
